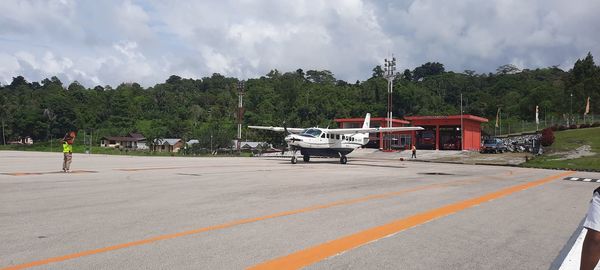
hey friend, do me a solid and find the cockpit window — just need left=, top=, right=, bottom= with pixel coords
left=301, top=128, right=322, bottom=137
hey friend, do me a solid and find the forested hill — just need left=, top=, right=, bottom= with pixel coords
left=1, top=53, right=598, bottom=148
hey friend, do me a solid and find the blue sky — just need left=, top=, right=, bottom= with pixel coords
left=1, top=0, right=599, bottom=87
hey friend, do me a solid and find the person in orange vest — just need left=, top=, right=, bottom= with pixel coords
left=411, top=144, right=417, bottom=158
left=61, top=132, right=75, bottom=172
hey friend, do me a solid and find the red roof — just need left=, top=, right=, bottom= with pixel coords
left=404, top=115, right=488, bottom=123
left=335, top=117, right=410, bottom=124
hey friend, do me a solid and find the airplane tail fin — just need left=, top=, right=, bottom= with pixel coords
left=362, top=113, right=371, bottom=129
left=358, top=113, right=371, bottom=145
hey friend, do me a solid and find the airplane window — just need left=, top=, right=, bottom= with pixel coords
left=321, top=133, right=325, bottom=138
left=302, top=128, right=322, bottom=137
left=336, top=134, right=340, bottom=140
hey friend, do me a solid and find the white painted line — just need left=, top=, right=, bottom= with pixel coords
left=559, top=228, right=600, bottom=270
left=563, top=177, right=600, bottom=182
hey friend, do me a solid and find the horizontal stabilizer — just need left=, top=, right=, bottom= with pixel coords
left=248, top=126, right=304, bottom=133
left=326, top=126, right=424, bottom=134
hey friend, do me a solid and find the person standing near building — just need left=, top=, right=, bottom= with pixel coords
left=581, top=187, right=600, bottom=270
left=61, top=132, right=74, bottom=173
left=411, top=144, right=417, bottom=159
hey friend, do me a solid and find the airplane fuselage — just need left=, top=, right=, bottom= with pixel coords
left=248, top=113, right=423, bottom=164
left=285, top=128, right=367, bottom=157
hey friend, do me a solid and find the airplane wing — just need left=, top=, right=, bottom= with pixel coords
left=248, top=126, right=305, bottom=133
left=327, top=126, right=424, bottom=134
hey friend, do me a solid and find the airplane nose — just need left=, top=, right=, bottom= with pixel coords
left=285, top=135, right=302, bottom=143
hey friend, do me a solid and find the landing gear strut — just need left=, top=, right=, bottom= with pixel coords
left=339, top=155, right=347, bottom=164
left=291, top=149, right=298, bottom=164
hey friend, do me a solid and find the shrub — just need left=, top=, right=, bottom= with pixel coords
left=558, top=125, right=568, bottom=131
left=580, top=123, right=590, bottom=128
left=569, top=124, right=578, bottom=129
left=592, top=122, right=600, bottom=127
left=550, top=125, right=559, bottom=131
left=540, top=128, right=555, bottom=147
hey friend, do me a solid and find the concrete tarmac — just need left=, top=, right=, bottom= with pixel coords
left=1, top=151, right=599, bottom=270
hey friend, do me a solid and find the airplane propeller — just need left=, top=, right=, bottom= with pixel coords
left=281, top=121, right=290, bottom=154
left=287, top=137, right=302, bottom=142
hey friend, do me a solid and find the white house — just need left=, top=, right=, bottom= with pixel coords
left=187, top=139, right=199, bottom=146
left=152, top=138, right=184, bottom=152
left=100, top=133, right=147, bottom=150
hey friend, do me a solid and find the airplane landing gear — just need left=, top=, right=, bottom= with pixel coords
left=303, top=155, right=310, bottom=162
left=291, top=149, right=298, bottom=164
left=339, top=155, right=347, bottom=164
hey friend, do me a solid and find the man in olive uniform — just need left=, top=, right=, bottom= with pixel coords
left=62, top=134, right=74, bottom=172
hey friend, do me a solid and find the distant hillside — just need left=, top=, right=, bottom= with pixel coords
left=1, top=53, right=599, bottom=150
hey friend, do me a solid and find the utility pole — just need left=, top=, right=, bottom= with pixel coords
left=1, top=118, right=5, bottom=145
left=569, top=92, right=573, bottom=125
left=237, top=81, right=245, bottom=154
left=208, top=109, right=213, bottom=155
left=460, top=93, right=463, bottom=150
left=383, top=56, right=397, bottom=150
left=499, top=109, right=502, bottom=135
left=544, top=107, right=547, bottom=128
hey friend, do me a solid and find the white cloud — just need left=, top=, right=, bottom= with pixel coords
left=0, top=53, right=21, bottom=85
left=113, top=41, right=145, bottom=60
left=0, top=0, right=598, bottom=87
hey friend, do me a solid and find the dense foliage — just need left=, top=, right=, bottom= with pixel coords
left=1, top=53, right=599, bottom=149
left=540, top=128, right=555, bottom=147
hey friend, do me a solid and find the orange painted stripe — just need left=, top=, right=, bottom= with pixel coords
left=247, top=170, right=575, bottom=270
left=0, top=178, right=482, bottom=270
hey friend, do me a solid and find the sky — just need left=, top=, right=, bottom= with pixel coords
left=1, top=0, right=599, bottom=88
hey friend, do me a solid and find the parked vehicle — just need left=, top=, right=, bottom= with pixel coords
left=480, top=138, right=507, bottom=153
left=417, top=131, right=436, bottom=149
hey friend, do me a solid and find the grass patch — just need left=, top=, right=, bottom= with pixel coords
left=523, top=127, right=600, bottom=171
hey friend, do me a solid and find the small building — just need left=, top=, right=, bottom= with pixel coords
left=187, top=139, right=200, bottom=146
left=335, top=117, right=411, bottom=150
left=152, top=138, right=183, bottom=152
left=239, top=141, right=272, bottom=151
left=8, top=136, right=33, bottom=145
left=334, top=114, right=488, bottom=151
left=404, top=115, right=488, bottom=151
left=100, top=133, right=147, bottom=150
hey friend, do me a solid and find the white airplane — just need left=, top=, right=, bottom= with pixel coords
left=249, top=113, right=424, bottom=164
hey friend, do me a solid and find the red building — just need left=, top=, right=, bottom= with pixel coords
left=334, top=114, right=488, bottom=151
left=335, top=117, right=411, bottom=150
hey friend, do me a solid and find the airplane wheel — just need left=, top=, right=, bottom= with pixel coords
left=291, top=156, right=297, bottom=164
left=303, top=155, right=310, bottom=162
left=340, top=156, right=347, bottom=164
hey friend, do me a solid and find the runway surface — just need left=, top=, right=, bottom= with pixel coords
left=1, top=151, right=599, bottom=270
